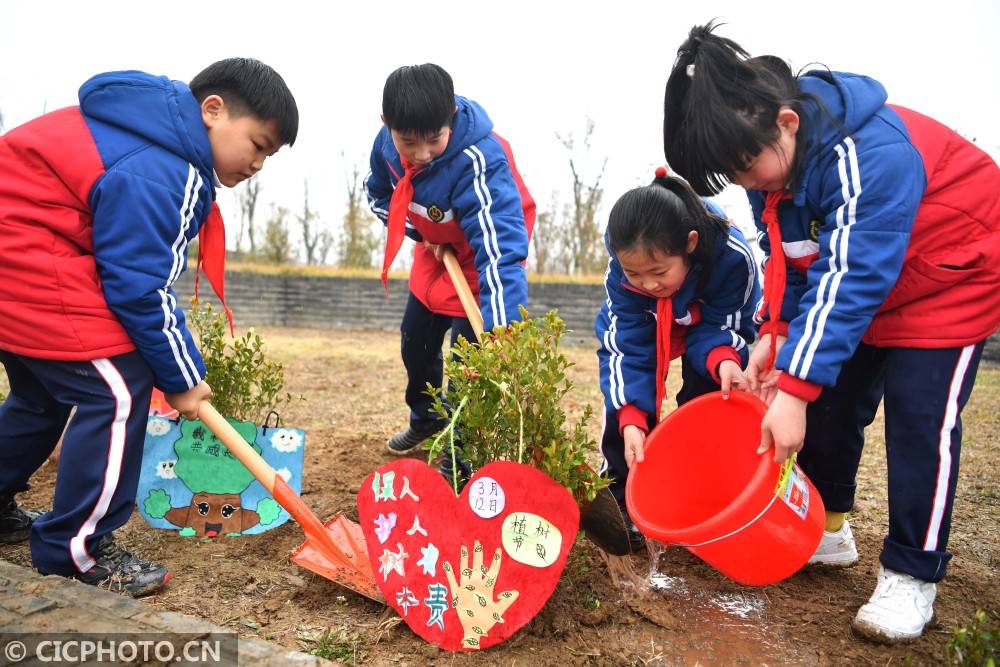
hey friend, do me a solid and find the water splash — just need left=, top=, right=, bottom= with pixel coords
left=599, top=538, right=767, bottom=630
left=598, top=540, right=797, bottom=663
left=645, top=540, right=689, bottom=595
left=595, top=549, right=646, bottom=593
left=709, top=591, right=766, bottom=620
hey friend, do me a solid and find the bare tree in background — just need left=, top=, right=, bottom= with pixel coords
left=530, top=195, right=566, bottom=275
left=531, top=210, right=554, bottom=274
left=237, top=176, right=261, bottom=255
left=261, top=205, right=292, bottom=264
left=316, top=223, right=335, bottom=266
left=297, top=179, right=332, bottom=265
left=339, top=163, right=380, bottom=268
left=557, top=119, right=607, bottom=275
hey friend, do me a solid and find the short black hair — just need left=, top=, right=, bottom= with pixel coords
left=190, top=58, right=298, bottom=146
left=382, top=63, right=455, bottom=135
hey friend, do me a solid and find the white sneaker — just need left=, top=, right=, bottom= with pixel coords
left=807, top=521, right=859, bottom=567
left=852, top=566, right=936, bottom=643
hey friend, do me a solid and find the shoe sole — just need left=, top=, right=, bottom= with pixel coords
left=126, top=571, right=172, bottom=597
left=806, top=553, right=859, bottom=568
left=851, top=612, right=936, bottom=644
left=387, top=431, right=442, bottom=456
left=0, top=530, right=30, bottom=544
left=386, top=440, right=426, bottom=456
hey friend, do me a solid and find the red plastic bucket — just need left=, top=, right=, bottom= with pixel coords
left=625, top=391, right=824, bottom=586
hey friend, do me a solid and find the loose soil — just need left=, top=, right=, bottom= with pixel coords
left=2, top=327, right=997, bottom=665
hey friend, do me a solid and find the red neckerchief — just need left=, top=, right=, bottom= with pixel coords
left=654, top=297, right=673, bottom=422
left=762, top=190, right=791, bottom=370
left=381, top=158, right=418, bottom=293
left=194, top=201, right=234, bottom=335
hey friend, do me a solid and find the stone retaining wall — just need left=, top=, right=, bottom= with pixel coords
left=175, top=270, right=1000, bottom=360
left=174, top=270, right=605, bottom=343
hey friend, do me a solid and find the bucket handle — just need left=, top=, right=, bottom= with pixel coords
left=667, top=456, right=796, bottom=549
left=669, top=493, right=780, bottom=548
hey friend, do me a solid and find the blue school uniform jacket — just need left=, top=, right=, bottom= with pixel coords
left=596, top=204, right=759, bottom=430
left=752, top=71, right=1000, bottom=401
left=364, top=96, right=534, bottom=331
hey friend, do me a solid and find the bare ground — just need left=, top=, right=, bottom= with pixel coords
left=2, top=326, right=997, bottom=666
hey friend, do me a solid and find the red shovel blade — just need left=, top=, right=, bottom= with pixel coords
left=290, top=515, right=383, bottom=602
left=271, top=476, right=383, bottom=602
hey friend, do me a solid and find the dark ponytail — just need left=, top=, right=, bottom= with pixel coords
left=607, top=174, right=728, bottom=292
left=663, top=21, right=817, bottom=196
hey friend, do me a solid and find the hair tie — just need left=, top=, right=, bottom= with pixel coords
left=654, top=166, right=669, bottom=179
left=686, top=63, right=695, bottom=78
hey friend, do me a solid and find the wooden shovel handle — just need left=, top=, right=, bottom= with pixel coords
left=198, top=402, right=277, bottom=492
left=441, top=247, right=484, bottom=343
left=197, top=402, right=358, bottom=566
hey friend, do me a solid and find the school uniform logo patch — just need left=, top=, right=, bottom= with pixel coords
left=427, top=205, right=445, bottom=223
left=809, top=219, right=821, bottom=241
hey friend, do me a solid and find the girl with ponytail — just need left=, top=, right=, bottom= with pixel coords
left=662, top=21, right=1000, bottom=642
left=595, top=170, right=759, bottom=551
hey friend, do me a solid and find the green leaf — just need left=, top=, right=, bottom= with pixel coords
left=188, top=299, right=304, bottom=423
left=425, top=309, right=609, bottom=504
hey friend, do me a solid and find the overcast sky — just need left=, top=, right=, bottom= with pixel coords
left=2, top=0, right=998, bottom=263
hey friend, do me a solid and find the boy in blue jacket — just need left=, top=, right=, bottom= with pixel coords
left=365, top=64, right=535, bottom=471
left=0, top=59, right=298, bottom=595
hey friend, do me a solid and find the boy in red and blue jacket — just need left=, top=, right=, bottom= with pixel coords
left=0, top=59, right=298, bottom=595
left=364, top=64, right=535, bottom=474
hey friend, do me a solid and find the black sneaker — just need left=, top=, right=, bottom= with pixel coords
left=73, top=534, right=170, bottom=597
left=439, top=452, right=472, bottom=493
left=387, top=425, right=442, bottom=455
left=0, top=497, right=43, bottom=544
left=620, top=505, right=647, bottom=554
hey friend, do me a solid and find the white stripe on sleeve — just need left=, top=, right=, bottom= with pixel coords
left=364, top=170, right=389, bottom=222
left=601, top=262, right=627, bottom=409
left=463, top=146, right=506, bottom=327
left=166, top=165, right=197, bottom=286
left=790, top=137, right=859, bottom=378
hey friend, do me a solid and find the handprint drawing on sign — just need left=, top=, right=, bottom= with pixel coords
left=442, top=540, right=520, bottom=649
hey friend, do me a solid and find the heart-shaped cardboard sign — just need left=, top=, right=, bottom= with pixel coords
left=357, top=459, right=579, bottom=651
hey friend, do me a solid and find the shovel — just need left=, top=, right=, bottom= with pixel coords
left=441, top=249, right=632, bottom=556
left=198, top=402, right=383, bottom=602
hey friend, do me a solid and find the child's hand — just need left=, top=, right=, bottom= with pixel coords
left=623, top=425, right=646, bottom=468
left=424, top=242, right=449, bottom=263
left=165, top=381, right=213, bottom=421
left=756, top=368, right=782, bottom=405
left=756, top=390, right=807, bottom=463
left=747, top=333, right=786, bottom=396
left=717, top=359, right=747, bottom=400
